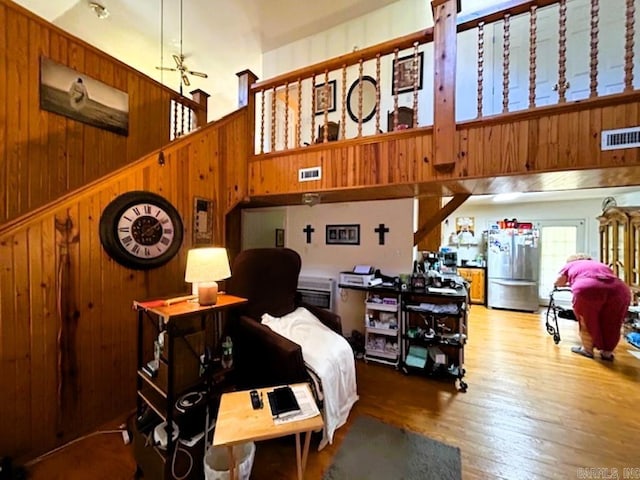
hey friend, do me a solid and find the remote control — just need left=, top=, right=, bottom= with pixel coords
left=250, top=390, right=262, bottom=409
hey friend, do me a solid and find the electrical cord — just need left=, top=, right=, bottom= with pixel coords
left=23, top=427, right=129, bottom=467
left=171, top=440, right=194, bottom=480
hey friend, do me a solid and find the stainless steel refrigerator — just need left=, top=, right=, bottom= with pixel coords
left=487, top=228, right=540, bottom=312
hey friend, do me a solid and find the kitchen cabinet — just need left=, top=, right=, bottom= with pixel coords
left=598, top=206, right=640, bottom=295
left=456, top=267, right=486, bottom=305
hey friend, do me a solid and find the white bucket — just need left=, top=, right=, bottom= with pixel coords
left=204, top=442, right=256, bottom=480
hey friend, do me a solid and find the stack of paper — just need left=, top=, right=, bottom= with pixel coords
left=272, top=384, right=321, bottom=425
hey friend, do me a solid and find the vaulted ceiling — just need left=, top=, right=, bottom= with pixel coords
left=13, top=0, right=403, bottom=117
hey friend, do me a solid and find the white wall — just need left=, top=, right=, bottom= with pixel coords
left=242, top=198, right=415, bottom=335
left=241, top=209, right=286, bottom=250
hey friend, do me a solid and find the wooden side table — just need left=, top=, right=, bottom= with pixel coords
left=213, top=383, right=324, bottom=480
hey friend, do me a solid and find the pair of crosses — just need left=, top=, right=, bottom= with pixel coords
left=303, top=224, right=389, bottom=244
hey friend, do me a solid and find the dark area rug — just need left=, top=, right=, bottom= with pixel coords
left=323, top=415, right=461, bottom=480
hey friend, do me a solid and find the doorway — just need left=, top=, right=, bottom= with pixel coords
left=535, top=219, right=586, bottom=305
left=241, top=208, right=287, bottom=250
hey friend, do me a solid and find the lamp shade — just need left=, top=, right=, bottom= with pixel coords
left=185, top=248, right=231, bottom=305
left=185, top=247, right=231, bottom=283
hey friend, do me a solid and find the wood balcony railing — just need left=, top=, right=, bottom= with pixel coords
left=249, top=0, right=639, bottom=156
left=169, top=88, right=209, bottom=139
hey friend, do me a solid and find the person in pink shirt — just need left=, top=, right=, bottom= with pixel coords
left=554, top=253, right=631, bottom=360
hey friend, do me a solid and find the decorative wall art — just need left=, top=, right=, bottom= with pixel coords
left=347, top=76, right=377, bottom=123
left=392, top=51, right=424, bottom=95
left=193, top=197, right=215, bottom=245
left=314, top=79, right=337, bottom=115
left=39, top=57, right=129, bottom=136
left=275, top=228, right=285, bottom=247
left=326, top=224, right=360, bottom=245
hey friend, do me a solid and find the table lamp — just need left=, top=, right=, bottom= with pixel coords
left=184, top=247, right=231, bottom=306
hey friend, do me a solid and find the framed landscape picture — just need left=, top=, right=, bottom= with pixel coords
left=39, top=56, right=129, bottom=136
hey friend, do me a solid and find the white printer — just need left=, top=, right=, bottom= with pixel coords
left=339, top=265, right=377, bottom=287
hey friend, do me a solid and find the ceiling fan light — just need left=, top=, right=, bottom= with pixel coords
left=88, top=2, right=110, bottom=19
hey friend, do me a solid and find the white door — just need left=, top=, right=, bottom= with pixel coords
left=535, top=219, right=586, bottom=305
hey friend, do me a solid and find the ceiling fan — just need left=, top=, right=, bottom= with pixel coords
left=155, top=0, right=208, bottom=89
left=157, top=53, right=208, bottom=87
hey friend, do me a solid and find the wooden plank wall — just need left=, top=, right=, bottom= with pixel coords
left=0, top=0, right=174, bottom=226
left=0, top=109, right=248, bottom=462
left=248, top=92, right=640, bottom=196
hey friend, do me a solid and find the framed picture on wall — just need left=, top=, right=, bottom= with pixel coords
left=275, top=228, right=285, bottom=247
left=40, top=57, right=130, bottom=136
left=391, top=51, right=424, bottom=95
left=193, top=197, right=215, bottom=245
left=326, top=224, right=360, bottom=245
left=314, top=80, right=337, bottom=115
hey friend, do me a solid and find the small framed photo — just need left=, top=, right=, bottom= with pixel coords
left=275, top=228, right=285, bottom=248
left=326, top=224, right=360, bottom=245
left=314, top=79, right=337, bottom=115
left=193, top=197, right=215, bottom=245
left=392, top=51, right=424, bottom=95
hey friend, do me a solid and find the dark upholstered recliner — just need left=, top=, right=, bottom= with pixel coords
left=226, top=248, right=342, bottom=389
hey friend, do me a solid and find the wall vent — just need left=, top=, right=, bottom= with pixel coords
left=601, top=127, right=640, bottom=150
left=298, top=166, right=322, bottom=182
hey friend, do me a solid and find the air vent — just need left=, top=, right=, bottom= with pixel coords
left=601, top=127, right=640, bottom=150
left=298, top=166, right=322, bottom=182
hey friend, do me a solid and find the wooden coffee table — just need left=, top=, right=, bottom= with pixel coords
left=212, top=383, right=324, bottom=480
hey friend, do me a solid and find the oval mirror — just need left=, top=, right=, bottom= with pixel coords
left=346, top=76, right=377, bottom=124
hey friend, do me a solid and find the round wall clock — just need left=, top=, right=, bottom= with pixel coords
left=99, top=191, right=184, bottom=270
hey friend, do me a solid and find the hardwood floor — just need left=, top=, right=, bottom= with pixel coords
left=25, top=306, right=640, bottom=479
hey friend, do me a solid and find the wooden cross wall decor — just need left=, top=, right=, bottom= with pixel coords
left=375, top=223, right=390, bottom=245
left=303, top=224, right=315, bottom=244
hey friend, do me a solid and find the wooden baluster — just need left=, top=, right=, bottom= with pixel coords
left=557, top=0, right=568, bottom=103
left=297, top=78, right=302, bottom=148
left=270, top=86, right=276, bottom=151
left=188, top=109, right=192, bottom=133
left=311, top=74, right=316, bottom=143
left=284, top=82, right=289, bottom=149
left=625, top=0, right=635, bottom=92
left=260, top=90, right=265, bottom=154
left=173, top=99, right=178, bottom=138
left=477, top=22, right=485, bottom=118
left=341, top=65, right=347, bottom=140
left=323, top=70, right=330, bottom=143
left=589, top=0, right=600, bottom=98
left=502, top=14, right=511, bottom=113
left=412, top=42, right=419, bottom=128
left=375, top=54, right=381, bottom=133
left=180, top=103, right=185, bottom=136
left=357, top=59, right=364, bottom=138
left=529, top=7, right=537, bottom=108
left=393, top=49, right=399, bottom=131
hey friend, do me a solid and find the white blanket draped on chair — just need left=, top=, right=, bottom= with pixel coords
left=262, top=307, right=359, bottom=450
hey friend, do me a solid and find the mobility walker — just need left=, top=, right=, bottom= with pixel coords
left=545, top=287, right=574, bottom=344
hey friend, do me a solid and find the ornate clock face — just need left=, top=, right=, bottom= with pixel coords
left=100, top=191, right=183, bottom=270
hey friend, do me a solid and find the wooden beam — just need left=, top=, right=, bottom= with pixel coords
left=432, top=0, right=458, bottom=168
left=417, top=197, right=443, bottom=251
left=413, top=193, right=471, bottom=246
